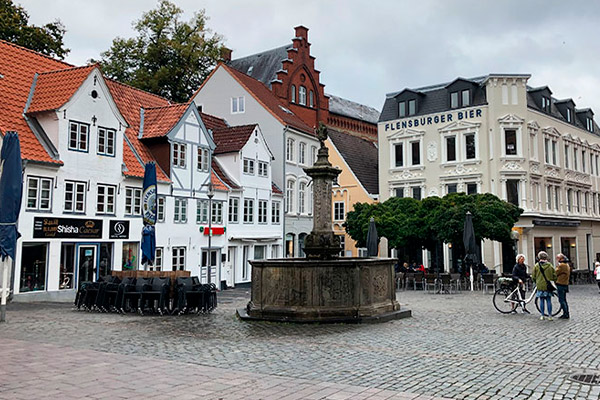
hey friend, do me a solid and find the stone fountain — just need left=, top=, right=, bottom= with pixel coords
left=237, top=124, right=411, bottom=323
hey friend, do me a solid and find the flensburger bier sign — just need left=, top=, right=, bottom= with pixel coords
left=384, top=108, right=483, bottom=132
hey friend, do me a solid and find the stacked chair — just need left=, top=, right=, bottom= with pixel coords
left=74, top=275, right=217, bottom=315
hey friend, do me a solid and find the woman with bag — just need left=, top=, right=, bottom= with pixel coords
left=531, top=251, right=557, bottom=321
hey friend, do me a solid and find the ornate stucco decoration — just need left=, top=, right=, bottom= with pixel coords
left=428, top=187, right=439, bottom=197
left=445, top=163, right=475, bottom=176
left=530, top=162, right=541, bottom=175
left=427, top=141, right=437, bottom=162
left=498, top=114, right=525, bottom=127
left=502, top=161, right=524, bottom=171
left=544, top=168, right=560, bottom=178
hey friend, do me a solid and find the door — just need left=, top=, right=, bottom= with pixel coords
left=201, top=249, right=219, bottom=284
left=224, top=247, right=235, bottom=287
left=77, top=245, right=97, bottom=288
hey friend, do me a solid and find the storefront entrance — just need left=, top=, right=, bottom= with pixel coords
left=78, top=245, right=97, bottom=288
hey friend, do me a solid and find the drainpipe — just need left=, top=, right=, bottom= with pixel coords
left=282, top=126, right=288, bottom=257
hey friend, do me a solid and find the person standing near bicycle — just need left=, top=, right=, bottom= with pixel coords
left=511, top=254, right=530, bottom=313
left=531, top=251, right=557, bottom=320
left=555, top=253, right=570, bottom=319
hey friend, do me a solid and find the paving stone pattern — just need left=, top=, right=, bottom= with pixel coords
left=1, top=285, right=600, bottom=399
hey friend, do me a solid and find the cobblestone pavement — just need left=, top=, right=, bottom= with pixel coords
left=1, top=285, right=600, bottom=399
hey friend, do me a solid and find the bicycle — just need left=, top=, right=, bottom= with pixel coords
left=493, top=277, right=562, bottom=316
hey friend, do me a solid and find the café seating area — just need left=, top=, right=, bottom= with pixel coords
left=74, top=271, right=217, bottom=315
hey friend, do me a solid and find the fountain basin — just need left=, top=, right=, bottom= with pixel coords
left=237, top=257, right=411, bottom=323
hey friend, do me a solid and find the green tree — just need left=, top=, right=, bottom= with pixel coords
left=0, top=0, right=69, bottom=59
left=97, top=0, right=224, bottom=102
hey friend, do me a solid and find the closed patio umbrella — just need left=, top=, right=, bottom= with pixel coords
left=0, top=132, right=23, bottom=322
left=141, top=162, right=157, bottom=270
left=366, top=217, right=379, bottom=257
left=463, top=211, right=479, bottom=291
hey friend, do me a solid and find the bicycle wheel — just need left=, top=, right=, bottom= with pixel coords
left=493, top=288, right=516, bottom=314
left=534, top=293, right=562, bottom=317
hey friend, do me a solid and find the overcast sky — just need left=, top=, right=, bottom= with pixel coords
left=18, top=0, right=600, bottom=116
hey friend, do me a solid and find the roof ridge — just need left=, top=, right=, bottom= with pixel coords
left=213, top=123, right=257, bottom=131
left=36, top=64, right=96, bottom=76
left=0, top=39, right=73, bottom=67
left=144, top=103, right=188, bottom=111
left=105, top=76, right=172, bottom=103
left=230, top=44, right=292, bottom=62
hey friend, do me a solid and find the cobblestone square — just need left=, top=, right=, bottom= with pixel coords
left=1, top=285, right=599, bottom=399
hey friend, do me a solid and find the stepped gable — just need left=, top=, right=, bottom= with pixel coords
left=26, top=65, right=96, bottom=113
left=328, top=128, right=379, bottom=195
left=212, top=124, right=257, bottom=155
left=140, top=103, right=189, bottom=139
left=0, top=39, right=70, bottom=164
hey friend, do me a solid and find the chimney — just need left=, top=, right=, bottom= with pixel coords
left=294, top=25, right=308, bottom=41
left=220, top=47, right=232, bottom=62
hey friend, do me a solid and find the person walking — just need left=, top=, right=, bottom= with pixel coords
left=531, top=251, right=557, bottom=321
left=594, top=262, right=600, bottom=293
left=555, top=253, right=570, bottom=319
left=512, top=254, right=530, bottom=313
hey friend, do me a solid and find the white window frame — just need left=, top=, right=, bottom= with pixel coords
left=97, top=184, right=116, bottom=215
left=64, top=181, right=86, bottom=213
left=286, top=179, right=295, bottom=214
left=172, top=247, right=186, bottom=271
left=258, top=200, right=268, bottom=224
left=157, top=196, right=165, bottom=222
left=298, top=181, right=307, bottom=214
left=258, top=161, right=268, bottom=177
left=272, top=201, right=281, bottom=224
left=68, top=121, right=89, bottom=152
left=196, top=199, right=209, bottom=224
left=311, top=146, right=318, bottom=165
left=243, top=158, right=255, bottom=175
left=299, top=86, right=307, bottom=105
left=150, top=247, right=163, bottom=271
left=228, top=197, right=239, bottom=223
left=334, top=201, right=345, bottom=221
left=298, top=142, right=306, bottom=165
left=290, top=85, right=296, bottom=103
left=174, top=198, right=187, bottom=223
left=26, top=176, right=52, bottom=211
left=125, top=187, right=142, bottom=216
left=197, top=147, right=209, bottom=172
left=211, top=201, right=223, bottom=225
left=231, top=96, right=245, bottom=114
left=243, top=198, right=254, bottom=223
left=97, top=127, right=116, bottom=156
left=309, top=90, right=314, bottom=107
left=286, top=138, right=295, bottom=162
left=173, top=142, right=186, bottom=168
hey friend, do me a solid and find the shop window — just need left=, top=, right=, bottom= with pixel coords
left=172, top=247, right=186, bottom=271
left=122, top=242, right=139, bottom=270
left=99, top=243, right=112, bottom=277
left=534, top=237, right=553, bottom=261
left=20, top=243, right=47, bottom=292
left=560, top=237, right=577, bottom=267
left=254, top=245, right=266, bottom=260
left=60, top=244, right=75, bottom=290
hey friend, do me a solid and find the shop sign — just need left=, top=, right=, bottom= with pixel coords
left=109, top=220, right=130, bottom=239
left=384, top=108, right=483, bottom=131
left=200, top=226, right=225, bottom=236
left=33, top=217, right=103, bottom=239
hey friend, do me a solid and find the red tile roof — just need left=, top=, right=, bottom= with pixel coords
left=0, top=39, right=71, bottom=164
left=272, top=182, right=283, bottom=195
left=26, top=65, right=96, bottom=113
left=141, top=103, right=188, bottom=139
left=212, top=124, right=257, bottom=155
left=200, top=112, right=228, bottom=131
left=211, top=158, right=239, bottom=190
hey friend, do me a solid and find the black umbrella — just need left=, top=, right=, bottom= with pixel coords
left=462, top=211, right=479, bottom=291
left=366, top=217, right=378, bottom=257
left=0, top=132, right=23, bottom=322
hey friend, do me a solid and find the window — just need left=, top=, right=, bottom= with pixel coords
left=566, top=108, right=572, bottom=123
left=157, top=196, right=165, bottom=222
left=399, top=101, right=406, bottom=118
left=462, top=90, right=470, bottom=106
left=272, top=201, right=281, bottom=224
left=408, top=99, right=416, bottom=116
left=125, top=187, right=142, bottom=216
left=541, top=96, right=551, bottom=113
left=311, top=146, right=318, bottom=165
left=582, top=151, right=587, bottom=173
left=298, top=182, right=306, bottom=214
left=244, top=198, right=254, bottom=223
left=299, top=142, right=306, bottom=165
left=339, top=235, right=346, bottom=257
left=26, top=176, right=52, bottom=211
left=197, top=148, right=209, bottom=172
left=172, top=247, right=186, bottom=271
left=394, top=143, right=404, bottom=167
left=286, top=138, right=295, bottom=162
left=395, top=187, right=404, bottom=198
left=68, top=121, right=89, bottom=152
left=576, top=191, right=581, bottom=213
left=411, top=141, right=420, bottom=165
left=196, top=200, right=208, bottom=224
left=412, top=187, right=422, bottom=200
left=150, top=247, right=163, bottom=272
left=174, top=198, right=187, bottom=223
left=506, top=180, right=519, bottom=206
left=173, top=143, right=186, bottom=168
left=243, top=158, right=255, bottom=174
left=286, top=180, right=294, bottom=213
left=334, top=201, right=345, bottom=221
left=64, top=181, right=86, bottom=213
left=96, top=184, right=116, bottom=215
left=574, top=148, right=579, bottom=171
left=97, top=127, right=115, bottom=156
left=596, top=155, right=599, bottom=176
left=465, top=133, right=476, bottom=159
left=299, top=86, right=307, bottom=105
left=450, top=92, right=459, bottom=109
left=552, top=141, right=557, bottom=165
left=231, top=96, right=245, bottom=113
left=228, top=197, right=239, bottom=223
left=309, top=90, right=314, bottom=107
left=544, top=138, right=550, bottom=164
left=567, top=189, right=572, bottom=212
left=258, top=161, right=268, bottom=177
left=587, top=117, right=594, bottom=132
left=211, top=202, right=223, bottom=224
left=555, top=187, right=560, bottom=211
left=447, top=184, right=457, bottom=194
left=565, top=145, right=570, bottom=169
left=546, top=186, right=552, bottom=210
left=446, top=136, right=456, bottom=162
left=467, top=183, right=477, bottom=195
left=505, top=129, right=517, bottom=155
left=290, top=85, right=296, bottom=103
left=258, top=200, right=268, bottom=223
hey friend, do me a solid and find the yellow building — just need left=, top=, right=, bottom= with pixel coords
left=327, top=129, right=379, bottom=256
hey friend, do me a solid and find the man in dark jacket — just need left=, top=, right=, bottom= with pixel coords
left=555, top=253, right=571, bottom=319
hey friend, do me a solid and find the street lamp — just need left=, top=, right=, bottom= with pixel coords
left=207, top=182, right=214, bottom=284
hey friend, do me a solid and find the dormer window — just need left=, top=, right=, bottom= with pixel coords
left=450, top=90, right=470, bottom=109
left=566, top=108, right=572, bottom=123
left=408, top=99, right=416, bottom=115
left=398, top=100, right=416, bottom=117
left=399, top=101, right=406, bottom=117
left=587, top=117, right=594, bottom=132
left=462, top=90, right=470, bottom=106
left=290, top=85, right=296, bottom=103
left=541, top=96, right=551, bottom=113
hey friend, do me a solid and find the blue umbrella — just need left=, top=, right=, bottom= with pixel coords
left=140, top=162, right=157, bottom=268
left=0, top=132, right=23, bottom=322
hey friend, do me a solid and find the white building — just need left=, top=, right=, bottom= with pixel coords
left=379, top=74, right=600, bottom=273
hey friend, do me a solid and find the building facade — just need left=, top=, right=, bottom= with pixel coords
left=379, top=74, right=600, bottom=273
